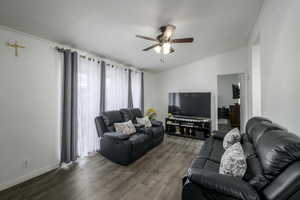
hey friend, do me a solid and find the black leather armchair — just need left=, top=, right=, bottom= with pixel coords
left=95, top=108, right=164, bottom=165
left=182, top=117, right=300, bottom=200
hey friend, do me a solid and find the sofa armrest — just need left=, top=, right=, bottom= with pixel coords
left=187, top=168, right=260, bottom=200
left=103, top=132, right=130, bottom=141
left=151, top=119, right=163, bottom=127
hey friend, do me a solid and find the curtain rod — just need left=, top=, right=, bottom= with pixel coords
left=55, top=46, right=142, bottom=72
left=55, top=46, right=102, bottom=63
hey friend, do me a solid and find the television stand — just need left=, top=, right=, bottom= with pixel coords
left=165, top=117, right=211, bottom=140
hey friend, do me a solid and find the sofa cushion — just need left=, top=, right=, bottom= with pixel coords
left=120, top=109, right=135, bottom=122
left=245, top=155, right=269, bottom=191
left=242, top=137, right=269, bottom=190
left=198, top=137, right=224, bottom=163
left=191, top=158, right=220, bottom=173
left=246, top=117, right=272, bottom=137
left=114, top=120, right=136, bottom=135
left=131, top=108, right=143, bottom=118
left=129, top=133, right=150, bottom=159
left=136, top=116, right=152, bottom=128
left=248, top=121, right=284, bottom=146
left=242, top=140, right=255, bottom=158
left=102, top=110, right=124, bottom=132
left=219, top=142, right=247, bottom=178
left=223, top=128, right=241, bottom=149
left=120, top=108, right=144, bottom=124
left=256, top=130, right=300, bottom=181
left=104, top=132, right=130, bottom=140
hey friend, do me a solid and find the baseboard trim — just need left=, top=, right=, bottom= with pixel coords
left=0, top=163, right=60, bottom=192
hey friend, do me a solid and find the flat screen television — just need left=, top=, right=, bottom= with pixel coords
left=168, top=92, right=211, bottom=119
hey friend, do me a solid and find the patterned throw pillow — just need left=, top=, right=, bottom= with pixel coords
left=114, top=120, right=136, bottom=135
left=219, top=142, right=247, bottom=178
left=223, top=128, right=241, bottom=150
left=136, top=116, right=152, bottom=128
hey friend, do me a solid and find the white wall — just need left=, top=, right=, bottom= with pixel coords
left=217, top=74, right=240, bottom=108
left=154, top=47, right=249, bottom=130
left=251, top=44, right=262, bottom=116
left=0, top=26, right=62, bottom=190
left=143, top=71, right=158, bottom=113
left=249, top=0, right=300, bottom=135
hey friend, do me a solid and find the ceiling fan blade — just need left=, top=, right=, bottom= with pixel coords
left=136, top=35, right=158, bottom=42
left=143, top=44, right=160, bottom=51
left=171, top=38, right=194, bottom=43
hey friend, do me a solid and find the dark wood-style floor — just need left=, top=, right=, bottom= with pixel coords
left=0, top=136, right=203, bottom=200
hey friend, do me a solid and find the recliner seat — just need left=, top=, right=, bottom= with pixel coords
left=95, top=108, right=164, bottom=165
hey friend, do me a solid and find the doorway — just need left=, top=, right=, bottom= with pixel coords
left=217, top=74, right=243, bottom=131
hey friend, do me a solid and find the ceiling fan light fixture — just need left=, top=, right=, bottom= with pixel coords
left=154, top=45, right=161, bottom=53
left=162, top=42, right=171, bottom=54
left=164, top=24, right=176, bottom=39
left=165, top=30, right=172, bottom=38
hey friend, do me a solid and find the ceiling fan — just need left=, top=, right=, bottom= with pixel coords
left=136, top=24, right=194, bottom=55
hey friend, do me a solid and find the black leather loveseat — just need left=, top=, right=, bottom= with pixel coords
left=182, top=117, right=300, bottom=200
left=95, top=108, right=164, bottom=165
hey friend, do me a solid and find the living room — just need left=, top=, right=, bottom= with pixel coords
left=1, top=0, right=300, bottom=200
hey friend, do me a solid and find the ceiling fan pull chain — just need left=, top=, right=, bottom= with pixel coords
left=160, top=55, right=166, bottom=64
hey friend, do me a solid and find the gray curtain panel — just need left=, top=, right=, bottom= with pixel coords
left=128, top=69, right=133, bottom=108
left=141, top=72, right=144, bottom=114
left=61, top=50, right=78, bottom=163
left=100, top=60, right=106, bottom=114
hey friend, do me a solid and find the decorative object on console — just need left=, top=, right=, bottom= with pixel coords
left=145, top=108, right=157, bottom=120
left=223, top=128, right=241, bottom=149
left=136, top=116, right=152, bottom=128
left=219, top=142, right=247, bottom=178
left=114, top=120, right=136, bottom=135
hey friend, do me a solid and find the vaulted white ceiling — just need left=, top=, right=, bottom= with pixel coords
left=0, top=0, right=263, bottom=71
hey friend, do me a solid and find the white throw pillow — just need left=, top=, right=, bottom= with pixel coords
left=136, top=116, right=152, bottom=128
left=219, top=142, right=247, bottom=178
left=223, top=128, right=241, bottom=150
left=114, top=120, right=136, bottom=135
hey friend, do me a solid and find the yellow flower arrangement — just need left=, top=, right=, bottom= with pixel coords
left=145, top=108, right=157, bottom=120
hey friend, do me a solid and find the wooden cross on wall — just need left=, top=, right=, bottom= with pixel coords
left=6, top=41, right=26, bottom=56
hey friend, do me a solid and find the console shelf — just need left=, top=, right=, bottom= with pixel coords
left=165, top=117, right=211, bottom=140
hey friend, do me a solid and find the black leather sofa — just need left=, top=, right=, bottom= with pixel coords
left=182, top=117, right=300, bottom=200
left=95, top=108, right=164, bottom=165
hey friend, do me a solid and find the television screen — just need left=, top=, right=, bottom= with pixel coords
left=168, top=92, right=211, bottom=118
